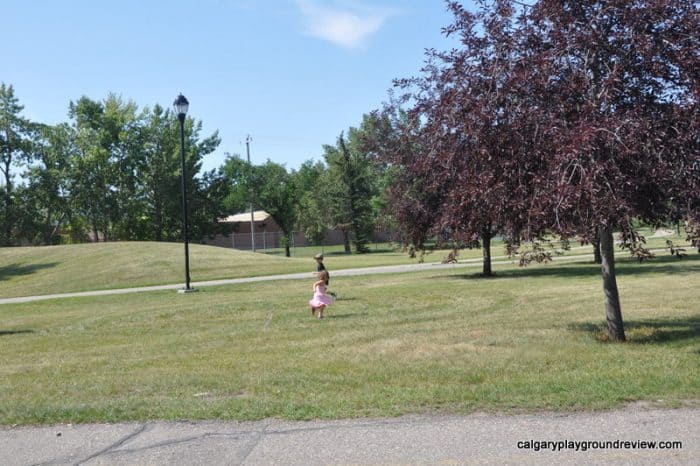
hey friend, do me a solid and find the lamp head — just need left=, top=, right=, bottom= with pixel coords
left=173, top=94, right=189, bottom=119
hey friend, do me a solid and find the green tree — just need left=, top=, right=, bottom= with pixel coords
left=250, top=161, right=299, bottom=257
left=68, top=96, right=119, bottom=241
left=294, top=160, right=329, bottom=246
left=219, top=153, right=253, bottom=216
left=220, top=156, right=301, bottom=255
left=140, top=105, right=183, bottom=241
left=22, top=123, right=74, bottom=244
left=66, top=97, right=220, bottom=243
left=297, top=192, right=328, bottom=247
left=160, top=110, right=220, bottom=243
left=0, top=83, right=34, bottom=245
left=351, top=113, right=399, bottom=237
left=103, top=96, right=147, bottom=240
left=323, top=129, right=377, bottom=253
left=189, top=169, right=231, bottom=241
left=184, top=120, right=222, bottom=241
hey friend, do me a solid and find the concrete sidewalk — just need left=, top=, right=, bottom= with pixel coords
left=1, top=406, right=697, bottom=465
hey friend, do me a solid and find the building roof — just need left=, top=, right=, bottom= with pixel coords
left=220, top=210, right=271, bottom=223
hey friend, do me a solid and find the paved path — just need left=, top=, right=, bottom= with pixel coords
left=1, top=406, right=697, bottom=465
left=0, top=252, right=599, bottom=305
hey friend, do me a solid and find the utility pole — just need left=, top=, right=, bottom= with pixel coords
left=246, top=134, right=255, bottom=252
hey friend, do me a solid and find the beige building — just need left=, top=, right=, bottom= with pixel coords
left=202, top=210, right=395, bottom=251
left=202, top=210, right=281, bottom=249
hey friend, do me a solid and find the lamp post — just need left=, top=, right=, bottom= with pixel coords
left=174, top=93, right=195, bottom=293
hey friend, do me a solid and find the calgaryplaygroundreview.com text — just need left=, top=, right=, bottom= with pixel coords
left=517, top=439, right=683, bottom=452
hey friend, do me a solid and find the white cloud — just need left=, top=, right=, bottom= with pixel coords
left=295, top=0, right=395, bottom=49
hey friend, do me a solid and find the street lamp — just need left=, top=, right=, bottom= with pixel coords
left=174, top=93, right=196, bottom=293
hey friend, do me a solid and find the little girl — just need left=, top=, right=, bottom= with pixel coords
left=309, top=270, right=333, bottom=319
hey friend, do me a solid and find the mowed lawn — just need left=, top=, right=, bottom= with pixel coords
left=0, top=252, right=698, bottom=425
left=0, top=242, right=310, bottom=299
left=0, top=228, right=690, bottom=299
left=0, top=241, right=447, bottom=299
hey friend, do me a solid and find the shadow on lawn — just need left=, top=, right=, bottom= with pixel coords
left=450, top=254, right=700, bottom=281
left=329, top=312, right=369, bottom=319
left=333, top=296, right=357, bottom=302
left=0, top=262, right=60, bottom=282
left=569, top=316, right=700, bottom=344
left=323, top=248, right=396, bottom=256
left=0, top=329, right=34, bottom=337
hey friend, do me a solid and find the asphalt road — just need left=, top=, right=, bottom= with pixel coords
left=1, top=406, right=697, bottom=465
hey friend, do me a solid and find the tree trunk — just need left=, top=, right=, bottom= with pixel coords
left=3, top=192, right=12, bottom=246
left=598, top=225, right=626, bottom=342
left=481, top=225, right=493, bottom=277
left=342, top=230, right=351, bottom=254
left=44, top=207, right=53, bottom=245
left=49, top=212, right=66, bottom=245
left=154, top=212, right=162, bottom=242
left=591, top=228, right=602, bottom=263
left=592, top=239, right=602, bottom=264
left=3, top=160, right=12, bottom=245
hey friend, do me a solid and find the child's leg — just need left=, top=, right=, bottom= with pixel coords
left=310, top=305, right=316, bottom=316
left=317, top=304, right=326, bottom=319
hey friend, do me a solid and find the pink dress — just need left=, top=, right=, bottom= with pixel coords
left=309, top=283, right=333, bottom=307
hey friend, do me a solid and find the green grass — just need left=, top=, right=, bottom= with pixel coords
left=1, top=227, right=691, bottom=299
left=1, top=252, right=698, bottom=425
left=0, top=242, right=308, bottom=298
left=0, top=241, right=442, bottom=299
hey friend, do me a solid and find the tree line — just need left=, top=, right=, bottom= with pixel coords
left=0, top=88, right=224, bottom=245
left=0, top=86, right=388, bottom=256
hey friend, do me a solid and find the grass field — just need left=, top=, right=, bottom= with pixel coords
left=0, top=227, right=691, bottom=299
left=1, top=249, right=698, bottom=425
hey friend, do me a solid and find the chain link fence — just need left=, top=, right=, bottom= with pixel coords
left=206, top=229, right=398, bottom=255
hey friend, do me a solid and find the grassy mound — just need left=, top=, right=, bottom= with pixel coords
left=0, top=242, right=310, bottom=298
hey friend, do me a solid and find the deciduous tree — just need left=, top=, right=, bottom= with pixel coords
left=387, top=0, right=552, bottom=275
left=386, top=0, right=698, bottom=342
left=529, top=0, right=699, bottom=341
left=0, top=83, right=34, bottom=245
left=249, top=160, right=299, bottom=257
left=23, top=123, right=73, bottom=244
left=323, top=130, right=378, bottom=253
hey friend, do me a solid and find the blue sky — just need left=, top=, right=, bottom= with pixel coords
left=4, top=0, right=465, bottom=172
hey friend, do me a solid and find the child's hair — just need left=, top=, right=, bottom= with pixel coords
left=318, top=270, right=329, bottom=282
left=314, top=253, right=324, bottom=260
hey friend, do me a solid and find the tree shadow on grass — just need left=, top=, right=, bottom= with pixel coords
left=0, top=262, right=60, bottom=282
left=324, top=248, right=397, bottom=256
left=333, top=296, right=356, bottom=302
left=569, top=316, right=700, bottom=344
left=329, top=312, right=369, bottom=319
left=449, top=254, right=700, bottom=281
left=0, top=329, right=34, bottom=337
